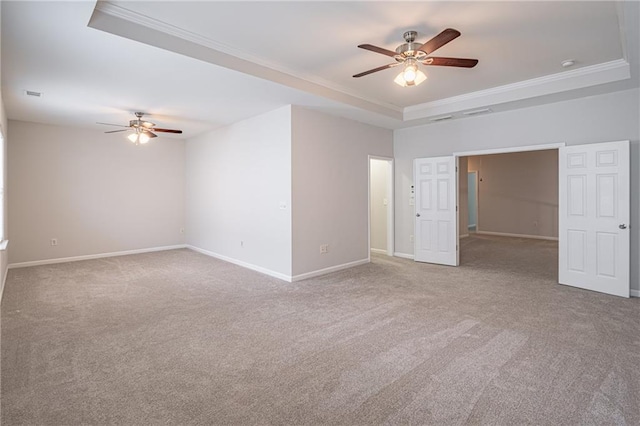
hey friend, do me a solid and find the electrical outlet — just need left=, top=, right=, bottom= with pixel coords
left=409, top=235, right=414, bottom=243
left=320, top=244, right=329, bottom=254
left=50, top=238, right=58, bottom=246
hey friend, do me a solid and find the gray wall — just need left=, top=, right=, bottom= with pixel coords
left=186, top=105, right=393, bottom=280
left=468, top=150, right=558, bottom=238
left=291, top=106, right=393, bottom=277
left=185, top=106, right=292, bottom=278
left=394, top=88, right=640, bottom=292
left=8, top=121, right=185, bottom=264
left=0, top=0, right=8, bottom=297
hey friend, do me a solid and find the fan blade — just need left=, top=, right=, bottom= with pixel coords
left=152, top=128, right=183, bottom=134
left=97, top=122, right=130, bottom=128
left=358, top=44, right=397, bottom=58
left=419, top=28, right=461, bottom=55
left=104, top=129, right=128, bottom=134
left=423, top=57, right=478, bottom=68
left=142, top=130, right=158, bottom=138
left=353, top=63, right=399, bottom=78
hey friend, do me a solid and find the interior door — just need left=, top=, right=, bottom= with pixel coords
left=559, top=141, right=630, bottom=297
left=414, top=156, right=459, bottom=266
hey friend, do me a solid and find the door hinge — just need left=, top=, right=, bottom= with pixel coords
left=456, top=206, right=458, bottom=211
left=456, top=245, right=459, bottom=250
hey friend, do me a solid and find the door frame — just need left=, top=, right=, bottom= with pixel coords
left=454, top=144, right=565, bottom=240
left=368, top=156, right=395, bottom=259
left=419, top=141, right=633, bottom=298
left=453, top=143, right=565, bottom=264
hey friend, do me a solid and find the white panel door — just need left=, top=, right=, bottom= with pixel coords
left=559, top=141, right=630, bottom=297
left=414, top=156, right=459, bottom=266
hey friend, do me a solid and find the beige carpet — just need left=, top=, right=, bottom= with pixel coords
left=2, top=234, right=639, bottom=425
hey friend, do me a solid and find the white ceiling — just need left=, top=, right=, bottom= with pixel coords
left=2, top=1, right=638, bottom=138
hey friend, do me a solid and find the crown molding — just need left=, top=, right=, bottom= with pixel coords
left=403, top=59, right=630, bottom=121
left=91, top=1, right=633, bottom=126
left=92, top=2, right=403, bottom=119
left=616, top=1, right=629, bottom=63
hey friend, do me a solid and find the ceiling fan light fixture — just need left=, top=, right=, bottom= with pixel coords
left=403, top=62, right=418, bottom=83
left=127, top=129, right=150, bottom=145
left=395, top=68, right=427, bottom=87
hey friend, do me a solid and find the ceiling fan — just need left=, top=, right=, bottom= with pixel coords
left=97, top=112, right=183, bottom=145
left=354, top=29, right=478, bottom=87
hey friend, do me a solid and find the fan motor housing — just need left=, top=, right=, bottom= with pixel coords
left=395, top=42, right=427, bottom=61
left=396, top=31, right=427, bottom=60
left=130, top=119, right=155, bottom=128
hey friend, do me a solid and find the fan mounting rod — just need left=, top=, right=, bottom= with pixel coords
left=403, top=30, right=417, bottom=43
left=130, top=112, right=155, bottom=129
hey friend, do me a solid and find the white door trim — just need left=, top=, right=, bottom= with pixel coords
left=454, top=143, right=565, bottom=250
left=453, top=140, right=633, bottom=298
left=368, top=156, right=395, bottom=258
left=454, top=142, right=565, bottom=158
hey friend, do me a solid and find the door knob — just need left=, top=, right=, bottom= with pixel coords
left=619, top=224, right=627, bottom=229
left=416, top=213, right=421, bottom=217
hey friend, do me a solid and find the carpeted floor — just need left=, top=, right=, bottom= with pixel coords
left=2, top=234, right=639, bottom=425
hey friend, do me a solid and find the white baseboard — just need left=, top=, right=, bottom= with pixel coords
left=186, top=245, right=292, bottom=282
left=394, top=252, right=414, bottom=260
left=370, top=248, right=387, bottom=255
left=1, top=262, right=7, bottom=303
left=476, top=231, right=558, bottom=241
left=631, top=289, right=640, bottom=298
left=189, top=246, right=371, bottom=283
left=1, top=240, right=8, bottom=303
left=7, top=245, right=188, bottom=269
left=291, top=258, right=369, bottom=282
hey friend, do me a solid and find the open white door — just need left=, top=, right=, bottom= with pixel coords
left=414, top=156, right=459, bottom=266
left=559, top=141, right=630, bottom=297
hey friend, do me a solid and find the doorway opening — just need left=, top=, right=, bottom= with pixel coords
left=369, top=156, right=394, bottom=257
left=457, top=148, right=560, bottom=284
left=414, top=141, right=630, bottom=297
left=467, top=170, right=478, bottom=234
left=458, top=148, right=559, bottom=243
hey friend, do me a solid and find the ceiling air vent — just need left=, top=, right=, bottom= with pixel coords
left=463, top=108, right=492, bottom=116
left=24, top=90, right=43, bottom=98
left=429, top=115, right=453, bottom=122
